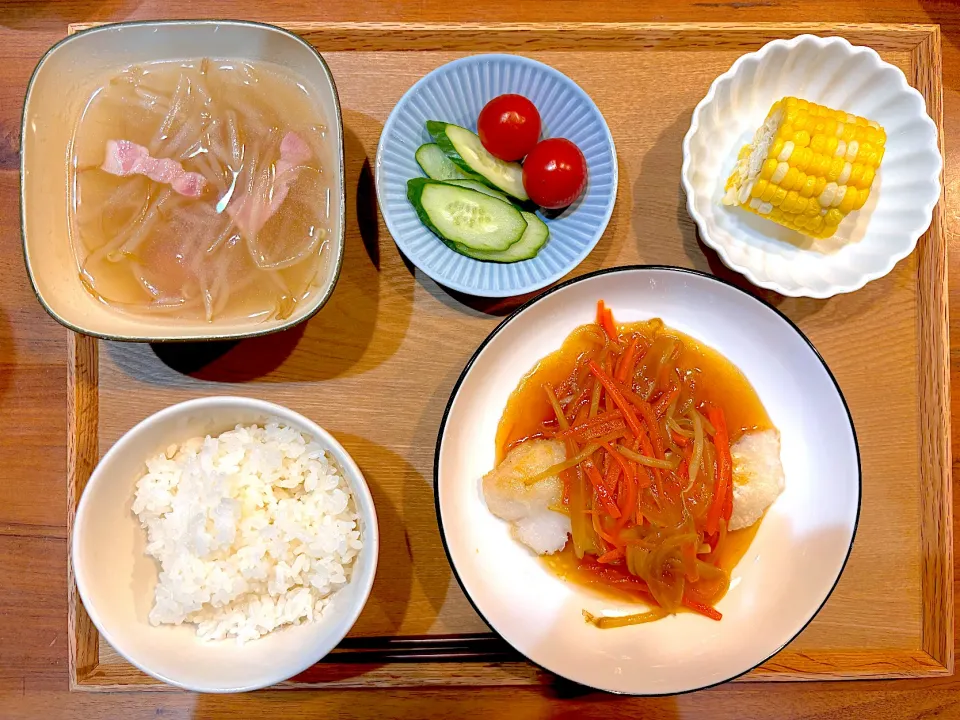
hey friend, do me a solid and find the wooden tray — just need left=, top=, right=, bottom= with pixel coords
left=66, top=21, right=952, bottom=691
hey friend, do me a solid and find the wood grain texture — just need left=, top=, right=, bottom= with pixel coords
left=56, top=22, right=951, bottom=691
left=911, top=25, right=955, bottom=676
left=3, top=1, right=960, bottom=717
left=66, top=333, right=98, bottom=690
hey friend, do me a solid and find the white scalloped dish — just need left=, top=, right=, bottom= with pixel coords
left=681, top=35, right=942, bottom=298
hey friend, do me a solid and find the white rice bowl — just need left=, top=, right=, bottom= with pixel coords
left=131, top=421, right=363, bottom=643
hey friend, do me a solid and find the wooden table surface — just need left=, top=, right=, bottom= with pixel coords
left=2, top=1, right=959, bottom=718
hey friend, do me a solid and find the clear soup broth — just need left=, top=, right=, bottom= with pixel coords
left=69, top=59, right=333, bottom=324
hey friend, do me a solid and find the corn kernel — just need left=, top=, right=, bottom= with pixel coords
left=827, top=156, right=845, bottom=182
left=771, top=162, right=788, bottom=184
left=783, top=190, right=800, bottom=212
left=751, top=179, right=768, bottom=199
left=837, top=162, right=852, bottom=185
left=783, top=166, right=800, bottom=190
left=860, top=165, right=875, bottom=189
left=812, top=176, right=827, bottom=198
left=760, top=158, right=778, bottom=180
left=824, top=208, right=844, bottom=226
left=794, top=130, right=811, bottom=147
left=799, top=174, right=818, bottom=197
left=761, top=182, right=777, bottom=203
left=769, top=138, right=784, bottom=160
left=849, top=163, right=865, bottom=186
left=839, top=186, right=858, bottom=213
left=852, top=188, right=869, bottom=210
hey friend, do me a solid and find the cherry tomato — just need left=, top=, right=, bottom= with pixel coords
left=521, top=138, right=588, bottom=209
left=477, top=94, right=541, bottom=162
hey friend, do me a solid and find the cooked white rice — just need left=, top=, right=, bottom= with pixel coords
left=131, top=421, right=363, bottom=643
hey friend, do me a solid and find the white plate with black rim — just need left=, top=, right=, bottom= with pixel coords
left=434, top=266, right=860, bottom=695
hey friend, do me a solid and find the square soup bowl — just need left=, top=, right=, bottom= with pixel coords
left=21, top=20, right=345, bottom=341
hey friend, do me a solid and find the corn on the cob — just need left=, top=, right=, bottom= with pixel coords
left=722, top=97, right=885, bottom=239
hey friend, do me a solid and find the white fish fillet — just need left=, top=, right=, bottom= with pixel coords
left=729, top=429, right=785, bottom=531
left=482, top=439, right=571, bottom=555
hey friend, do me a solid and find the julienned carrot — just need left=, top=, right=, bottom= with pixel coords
left=609, top=378, right=665, bottom=459
left=596, top=547, right=624, bottom=564
left=583, top=461, right=622, bottom=519
left=653, top=384, right=680, bottom=417
left=671, top=430, right=689, bottom=447
left=563, top=385, right=592, bottom=419
left=596, top=299, right=607, bottom=325
left=579, top=559, right=652, bottom=593
left=704, top=407, right=730, bottom=534
left=600, top=441, right=635, bottom=484
left=600, top=441, right=637, bottom=529
left=617, top=468, right=636, bottom=530
left=634, top=462, right=653, bottom=489
left=555, top=409, right=623, bottom=439
left=601, top=306, right=619, bottom=342
left=682, top=596, right=722, bottom=621
left=723, top=469, right=734, bottom=522
left=604, top=456, right=622, bottom=494
left=616, top=337, right=640, bottom=382
left=635, top=398, right=665, bottom=458
left=588, top=360, right=644, bottom=440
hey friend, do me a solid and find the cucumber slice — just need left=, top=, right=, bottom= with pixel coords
left=415, top=143, right=475, bottom=181
left=427, top=121, right=529, bottom=201
left=454, top=211, right=549, bottom=263
left=407, top=178, right=527, bottom=252
left=443, top=179, right=510, bottom=203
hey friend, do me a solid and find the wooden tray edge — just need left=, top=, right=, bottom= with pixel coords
left=63, top=21, right=953, bottom=690
left=911, top=25, right=955, bottom=675
left=72, top=649, right=948, bottom=691
left=70, top=21, right=939, bottom=52
left=67, top=332, right=100, bottom=691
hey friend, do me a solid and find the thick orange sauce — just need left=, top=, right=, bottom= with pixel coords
left=494, top=319, right=773, bottom=601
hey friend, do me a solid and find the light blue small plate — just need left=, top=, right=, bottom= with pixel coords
left=375, top=54, right=618, bottom=298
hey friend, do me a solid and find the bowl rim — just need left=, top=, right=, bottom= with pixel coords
left=680, top=33, right=943, bottom=299
left=20, top=19, right=347, bottom=342
left=71, top=395, right=380, bottom=693
left=374, top=52, right=619, bottom=298
left=432, top=264, right=863, bottom=695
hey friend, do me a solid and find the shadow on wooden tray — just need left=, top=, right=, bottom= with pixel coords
left=634, top=112, right=839, bottom=328
left=143, top=121, right=414, bottom=384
